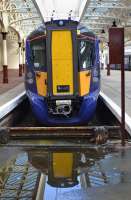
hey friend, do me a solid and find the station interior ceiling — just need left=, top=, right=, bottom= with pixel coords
left=0, top=0, right=131, bottom=70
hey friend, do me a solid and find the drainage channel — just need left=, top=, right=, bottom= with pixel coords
left=0, top=96, right=130, bottom=200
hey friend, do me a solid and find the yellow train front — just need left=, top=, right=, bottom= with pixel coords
left=25, top=20, right=100, bottom=125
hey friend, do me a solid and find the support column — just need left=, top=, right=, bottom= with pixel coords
left=107, top=44, right=110, bottom=76
left=18, top=42, right=22, bottom=76
left=2, top=32, right=8, bottom=83
left=107, top=64, right=110, bottom=76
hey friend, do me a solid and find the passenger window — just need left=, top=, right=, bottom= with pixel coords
left=30, top=38, right=46, bottom=70
left=79, top=40, right=95, bottom=70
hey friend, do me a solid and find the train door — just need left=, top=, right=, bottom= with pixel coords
left=78, top=40, right=93, bottom=96
left=51, top=30, right=74, bottom=96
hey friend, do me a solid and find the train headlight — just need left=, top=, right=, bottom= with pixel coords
left=27, top=78, right=34, bottom=84
left=27, top=72, right=33, bottom=78
left=59, top=20, right=64, bottom=26
left=93, top=68, right=99, bottom=83
left=26, top=72, right=34, bottom=84
left=93, top=77, right=99, bottom=83
left=93, top=68, right=98, bottom=77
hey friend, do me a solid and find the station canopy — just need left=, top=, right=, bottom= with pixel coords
left=33, top=0, right=89, bottom=22
left=80, top=0, right=131, bottom=44
left=0, top=0, right=42, bottom=38
left=0, top=0, right=131, bottom=43
left=34, top=0, right=131, bottom=44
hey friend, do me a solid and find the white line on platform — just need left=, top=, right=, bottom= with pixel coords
left=100, top=91, right=131, bottom=135
left=0, top=91, right=26, bottom=120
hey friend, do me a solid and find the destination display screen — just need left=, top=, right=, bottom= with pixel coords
left=57, top=85, right=70, bottom=93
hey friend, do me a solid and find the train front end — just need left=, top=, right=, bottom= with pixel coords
left=25, top=20, right=100, bottom=125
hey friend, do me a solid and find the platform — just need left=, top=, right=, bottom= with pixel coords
left=101, top=70, right=131, bottom=134
left=0, top=69, right=24, bottom=95
left=0, top=69, right=25, bottom=120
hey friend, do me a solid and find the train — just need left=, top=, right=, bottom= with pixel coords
left=25, top=20, right=100, bottom=125
left=28, top=148, right=106, bottom=188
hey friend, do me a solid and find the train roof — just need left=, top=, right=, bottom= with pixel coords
left=27, top=20, right=96, bottom=41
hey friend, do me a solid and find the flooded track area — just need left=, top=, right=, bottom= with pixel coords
left=1, top=140, right=131, bottom=200
left=0, top=97, right=130, bottom=199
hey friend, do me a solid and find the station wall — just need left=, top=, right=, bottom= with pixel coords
left=0, top=34, right=19, bottom=71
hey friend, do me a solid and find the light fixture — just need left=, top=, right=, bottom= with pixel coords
left=101, top=29, right=105, bottom=34
left=112, top=20, right=117, bottom=27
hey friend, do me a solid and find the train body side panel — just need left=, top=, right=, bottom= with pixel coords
left=35, top=72, right=47, bottom=96
left=79, top=70, right=91, bottom=96
left=52, top=30, right=74, bottom=95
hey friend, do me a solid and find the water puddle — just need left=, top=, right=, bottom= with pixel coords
left=0, top=141, right=131, bottom=200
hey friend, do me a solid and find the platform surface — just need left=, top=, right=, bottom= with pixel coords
left=0, top=69, right=24, bottom=95
left=101, top=70, right=131, bottom=117
left=0, top=69, right=25, bottom=106
left=0, top=83, right=25, bottom=107
left=0, top=69, right=25, bottom=118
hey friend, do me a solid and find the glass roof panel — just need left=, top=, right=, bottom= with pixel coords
left=80, top=0, right=131, bottom=41
left=35, top=0, right=88, bottom=22
left=0, top=0, right=42, bottom=37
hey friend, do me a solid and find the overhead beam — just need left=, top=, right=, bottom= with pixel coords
left=79, top=0, right=91, bottom=22
left=0, top=7, right=35, bottom=12
left=83, top=22, right=111, bottom=25
left=88, top=5, right=131, bottom=9
left=9, top=16, right=40, bottom=25
left=83, top=15, right=128, bottom=20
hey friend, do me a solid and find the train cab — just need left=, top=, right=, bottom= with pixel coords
left=25, top=20, right=100, bottom=125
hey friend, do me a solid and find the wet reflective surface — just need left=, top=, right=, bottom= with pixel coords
left=1, top=140, right=131, bottom=200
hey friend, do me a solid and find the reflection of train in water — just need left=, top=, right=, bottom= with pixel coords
left=28, top=148, right=107, bottom=188
left=25, top=20, right=100, bottom=125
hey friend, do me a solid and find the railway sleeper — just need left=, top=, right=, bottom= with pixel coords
left=0, top=126, right=122, bottom=144
left=0, top=127, right=10, bottom=144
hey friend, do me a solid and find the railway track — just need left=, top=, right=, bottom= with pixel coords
left=0, top=94, right=129, bottom=145
left=0, top=95, right=129, bottom=200
left=0, top=125, right=122, bottom=145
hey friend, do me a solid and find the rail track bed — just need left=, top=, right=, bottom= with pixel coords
left=0, top=96, right=130, bottom=199
left=0, top=97, right=128, bottom=144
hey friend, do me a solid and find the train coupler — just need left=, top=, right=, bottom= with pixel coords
left=94, top=127, right=109, bottom=145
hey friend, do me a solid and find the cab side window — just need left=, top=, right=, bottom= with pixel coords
left=30, top=38, right=46, bottom=70
left=79, top=40, right=95, bottom=70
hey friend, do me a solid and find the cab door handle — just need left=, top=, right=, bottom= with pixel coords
left=86, top=72, right=91, bottom=77
left=36, top=72, right=41, bottom=77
